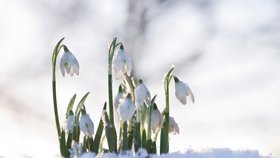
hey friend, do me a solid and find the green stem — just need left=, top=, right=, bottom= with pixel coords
left=51, top=38, right=65, bottom=139
left=160, top=67, right=174, bottom=154
left=52, top=79, right=61, bottom=138
left=122, top=121, right=128, bottom=151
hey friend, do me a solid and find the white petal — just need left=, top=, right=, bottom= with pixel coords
left=124, top=53, right=132, bottom=76
left=135, top=84, right=146, bottom=107
left=169, top=116, right=179, bottom=134
left=151, top=109, right=162, bottom=133
left=114, top=92, right=125, bottom=109
left=59, top=53, right=66, bottom=77
left=186, top=84, right=195, bottom=103
left=65, top=115, right=75, bottom=133
left=118, top=97, right=135, bottom=121
left=79, top=114, right=94, bottom=137
left=175, top=81, right=187, bottom=105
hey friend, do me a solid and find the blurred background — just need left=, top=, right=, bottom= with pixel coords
left=0, top=0, right=279, bottom=157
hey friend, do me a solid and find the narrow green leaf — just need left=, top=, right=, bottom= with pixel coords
left=160, top=119, right=169, bottom=154
left=91, top=103, right=106, bottom=154
left=60, top=129, right=69, bottom=158
left=73, top=123, right=80, bottom=142
left=104, top=111, right=115, bottom=152
left=122, top=121, right=128, bottom=151
left=151, top=141, right=157, bottom=154
left=66, top=94, right=77, bottom=118
left=141, top=129, right=146, bottom=149
left=66, top=132, right=73, bottom=149
left=134, top=122, right=141, bottom=151
left=151, top=95, right=157, bottom=106
left=75, top=92, right=90, bottom=115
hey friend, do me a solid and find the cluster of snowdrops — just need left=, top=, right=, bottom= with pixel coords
left=51, top=37, right=194, bottom=158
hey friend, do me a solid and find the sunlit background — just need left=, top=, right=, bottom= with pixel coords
left=0, top=0, right=279, bottom=157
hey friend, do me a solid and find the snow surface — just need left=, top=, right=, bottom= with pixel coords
left=78, top=148, right=273, bottom=158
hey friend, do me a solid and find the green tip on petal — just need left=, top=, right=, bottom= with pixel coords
left=127, top=93, right=132, bottom=99
left=120, top=44, right=124, bottom=50
left=62, top=45, right=70, bottom=52
left=139, top=79, right=143, bottom=84
left=118, top=84, right=125, bottom=93
left=81, top=109, right=86, bottom=115
left=153, top=103, right=158, bottom=110
left=174, top=76, right=179, bottom=83
left=69, top=110, right=74, bottom=116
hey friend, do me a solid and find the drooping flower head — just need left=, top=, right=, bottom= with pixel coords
left=79, top=110, right=94, bottom=137
left=169, top=116, right=179, bottom=134
left=114, top=84, right=126, bottom=110
left=112, top=44, right=132, bottom=80
left=135, top=79, right=151, bottom=108
left=117, top=93, right=135, bottom=122
left=59, top=45, right=80, bottom=77
left=150, top=103, right=162, bottom=133
left=65, top=110, right=75, bottom=133
left=174, top=76, right=195, bottom=105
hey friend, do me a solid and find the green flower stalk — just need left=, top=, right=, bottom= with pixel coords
left=51, top=37, right=65, bottom=138
left=160, top=67, right=174, bottom=154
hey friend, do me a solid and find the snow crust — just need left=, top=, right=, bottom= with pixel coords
left=78, top=148, right=273, bottom=158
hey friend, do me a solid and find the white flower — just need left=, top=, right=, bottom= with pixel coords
left=65, top=111, right=75, bottom=133
left=150, top=105, right=162, bottom=133
left=118, top=94, right=135, bottom=122
left=114, top=92, right=125, bottom=110
left=79, top=110, right=94, bottom=137
left=69, top=142, right=82, bottom=158
left=59, top=46, right=80, bottom=77
left=112, top=45, right=132, bottom=80
left=169, top=116, right=179, bottom=134
left=135, top=80, right=151, bottom=108
left=174, top=77, right=195, bottom=105
left=80, top=152, right=96, bottom=158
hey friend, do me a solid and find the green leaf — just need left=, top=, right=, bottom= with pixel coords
left=141, top=129, right=146, bottom=149
left=160, top=119, right=169, bottom=154
left=134, top=122, right=141, bottom=151
left=151, top=95, right=157, bottom=106
left=66, top=94, right=77, bottom=118
left=66, top=132, right=73, bottom=149
left=122, top=121, right=128, bottom=151
left=91, top=103, right=106, bottom=154
left=104, top=111, right=116, bottom=152
left=75, top=92, right=90, bottom=115
left=151, top=141, right=157, bottom=154
left=60, top=129, right=70, bottom=158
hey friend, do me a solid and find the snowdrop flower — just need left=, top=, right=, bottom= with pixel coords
left=69, top=142, right=82, bottom=158
left=114, top=85, right=126, bottom=110
left=79, top=110, right=94, bottom=137
left=169, top=116, right=179, bottom=134
left=65, top=110, right=75, bottom=133
left=60, top=45, right=80, bottom=77
left=174, top=76, right=195, bottom=105
left=150, top=104, right=162, bottom=133
left=112, top=44, right=132, bottom=80
left=118, top=93, right=135, bottom=122
left=135, top=79, right=151, bottom=108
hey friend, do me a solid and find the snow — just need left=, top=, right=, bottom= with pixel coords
left=77, top=148, right=273, bottom=158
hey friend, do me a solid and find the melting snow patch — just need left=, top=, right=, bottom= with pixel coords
left=92, top=148, right=273, bottom=158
